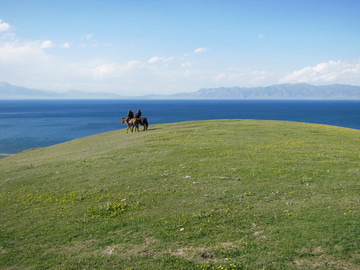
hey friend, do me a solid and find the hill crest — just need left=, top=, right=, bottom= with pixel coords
left=1, top=120, right=359, bottom=269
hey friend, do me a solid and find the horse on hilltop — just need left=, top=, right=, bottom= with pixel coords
left=121, top=118, right=140, bottom=133
left=121, top=117, right=149, bottom=133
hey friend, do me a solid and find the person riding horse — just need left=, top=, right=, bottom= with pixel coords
left=122, top=109, right=148, bottom=132
left=127, top=109, right=134, bottom=123
left=135, top=109, right=142, bottom=118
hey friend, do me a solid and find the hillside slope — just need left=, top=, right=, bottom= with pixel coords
left=1, top=120, right=359, bottom=269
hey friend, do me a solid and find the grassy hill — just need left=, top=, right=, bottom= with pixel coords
left=1, top=120, right=359, bottom=269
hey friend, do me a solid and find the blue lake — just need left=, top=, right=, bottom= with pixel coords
left=0, top=99, right=359, bottom=154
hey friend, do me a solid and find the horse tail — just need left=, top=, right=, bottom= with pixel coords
left=138, top=117, right=148, bottom=130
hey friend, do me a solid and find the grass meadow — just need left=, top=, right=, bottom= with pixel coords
left=0, top=120, right=359, bottom=269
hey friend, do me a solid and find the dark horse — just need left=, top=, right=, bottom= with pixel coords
left=121, top=118, right=140, bottom=133
left=138, top=117, right=149, bottom=131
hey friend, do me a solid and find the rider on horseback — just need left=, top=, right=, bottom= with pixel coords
left=127, top=109, right=134, bottom=123
left=123, top=109, right=148, bottom=131
left=135, top=109, right=142, bottom=118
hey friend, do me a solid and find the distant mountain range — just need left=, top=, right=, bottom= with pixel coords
left=168, top=83, right=360, bottom=99
left=1, top=82, right=360, bottom=99
left=0, top=82, right=124, bottom=99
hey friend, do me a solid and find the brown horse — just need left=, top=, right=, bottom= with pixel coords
left=139, top=117, right=149, bottom=131
left=121, top=118, right=140, bottom=133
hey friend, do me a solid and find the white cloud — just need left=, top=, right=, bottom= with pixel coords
left=92, top=63, right=119, bottom=80
left=0, top=36, right=104, bottom=92
left=147, top=56, right=174, bottom=64
left=0, top=40, right=63, bottom=88
left=181, top=62, right=195, bottom=67
left=194, top=48, right=208, bottom=54
left=85, top=34, right=93, bottom=40
left=60, top=42, right=70, bottom=48
left=79, top=33, right=113, bottom=48
left=0, top=42, right=47, bottom=64
left=127, top=60, right=143, bottom=68
left=0, top=20, right=11, bottom=32
left=92, top=60, right=144, bottom=80
left=279, top=59, right=360, bottom=85
left=0, top=22, right=293, bottom=95
left=40, top=40, right=54, bottom=49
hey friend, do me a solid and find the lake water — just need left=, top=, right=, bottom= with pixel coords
left=0, top=99, right=359, bottom=154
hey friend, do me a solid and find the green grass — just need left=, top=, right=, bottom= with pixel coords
left=1, top=120, right=359, bottom=269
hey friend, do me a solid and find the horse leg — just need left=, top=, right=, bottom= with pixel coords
left=126, top=122, right=132, bottom=133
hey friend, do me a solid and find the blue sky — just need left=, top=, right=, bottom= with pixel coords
left=1, top=0, right=360, bottom=95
